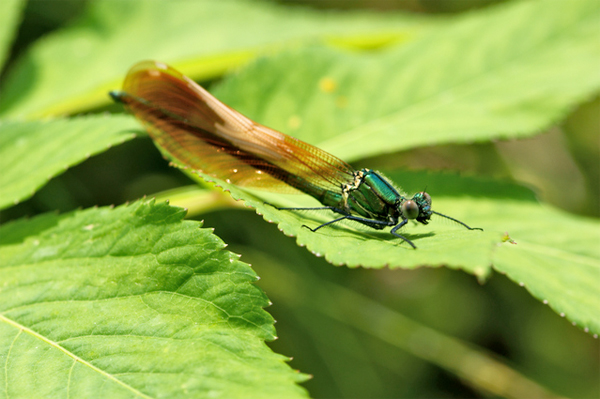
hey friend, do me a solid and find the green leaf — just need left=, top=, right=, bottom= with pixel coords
left=0, top=200, right=308, bottom=398
left=491, top=207, right=600, bottom=336
left=186, top=169, right=599, bottom=335
left=0, top=0, right=25, bottom=71
left=0, top=211, right=62, bottom=246
left=213, top=0, right=600, bottom=161
left=185, top=170, right=514, bottom=275
left=0, top=0, right=432, bottom=118
left=0, top=115, right=139, bottom=210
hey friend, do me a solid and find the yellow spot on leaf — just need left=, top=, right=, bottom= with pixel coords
left=319, top=77, right=337, bottom=93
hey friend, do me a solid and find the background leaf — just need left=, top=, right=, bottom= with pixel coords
left=0, top=200, right=308, bottom=398
left=0, top=116, right=139, bottom=210
left=0, top=0, right=433, bottom=118
left=0, top=0, right=25, bottom=70
left=212, top=0, right=600, bottom=162
left=0, top=0, right=25, bottom=71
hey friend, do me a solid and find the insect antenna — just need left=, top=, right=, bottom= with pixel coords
left=431, top=211, right=483, bottom=231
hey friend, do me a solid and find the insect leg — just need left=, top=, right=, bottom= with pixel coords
left=307, top=215, right=352, bottom=232
left=311, top=214, right=395, bottom=232
left=331, top=215, right=416, bottom=248
left=275, top=205, right=342, bottom=212
left=341, top=215, right=393, bottom=230
left=390, top=219, right=416, bottom=249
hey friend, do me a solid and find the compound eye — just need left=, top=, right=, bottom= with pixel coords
left=401, top=200, right=419, bottom=219
left=420, top=192, right=431, bottom=206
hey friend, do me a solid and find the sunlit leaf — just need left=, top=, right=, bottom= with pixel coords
left=0, top=0, right=433, bottom=118
left=0, top=200, right=308, bottom=398
left=185, top=170, right=513, bottom=274
left=213, top=0, right=600, bottom=161
left=492, top=207, right=600, bottom=336
left=188, top=169, right=600, bottom=335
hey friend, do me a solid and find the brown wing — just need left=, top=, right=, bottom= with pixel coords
left=115, top=60, right=355, bottom=197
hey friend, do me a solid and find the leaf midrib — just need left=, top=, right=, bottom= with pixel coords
left=0, top=313, right=155, bottom=399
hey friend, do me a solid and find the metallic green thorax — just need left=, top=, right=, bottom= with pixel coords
left=317, top=168, right=433, bottom=229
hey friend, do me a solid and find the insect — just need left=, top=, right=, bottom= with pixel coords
left=110, top=60, right=482, bottom=249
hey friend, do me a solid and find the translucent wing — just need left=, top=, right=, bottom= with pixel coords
left=113, top=60, right=355, bottom=197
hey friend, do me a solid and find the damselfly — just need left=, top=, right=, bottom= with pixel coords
left=110, top=61, right=482, bottom=249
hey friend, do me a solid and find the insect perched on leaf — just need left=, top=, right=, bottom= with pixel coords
left=110, top=60, right=482, bottom=249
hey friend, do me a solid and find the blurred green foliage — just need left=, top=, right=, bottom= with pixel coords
left=0, top=0, right=598, bottom=398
